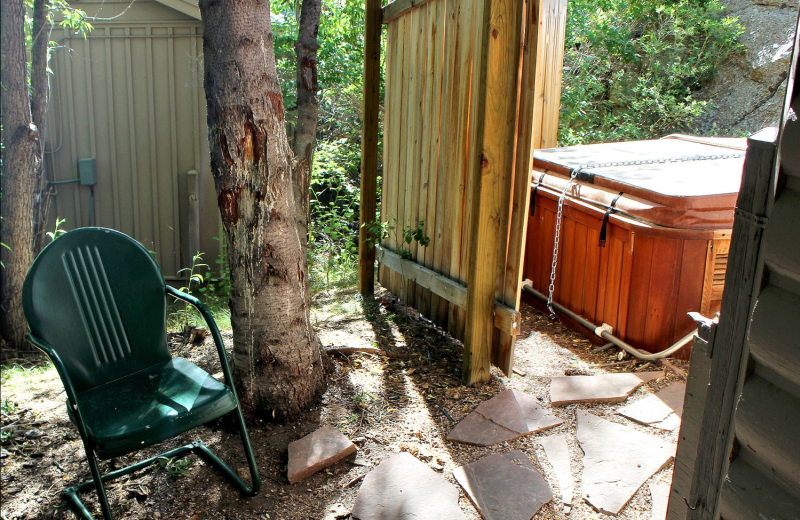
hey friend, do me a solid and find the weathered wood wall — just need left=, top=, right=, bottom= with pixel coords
left=374, top=0, right=568, bottom=382
left=669, top=9, right=800, bottom=518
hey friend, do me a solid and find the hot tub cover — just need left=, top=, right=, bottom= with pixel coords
left=533, top=135, right=746, bottom=209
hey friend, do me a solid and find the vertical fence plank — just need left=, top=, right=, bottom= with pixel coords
left=378, top=21, right=396, bottom=289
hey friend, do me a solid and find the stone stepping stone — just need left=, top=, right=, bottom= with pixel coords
left=446, top=389, right=564, bottom=446
left=288, top=425, right=357, bottom=484
left=550, top=371, right=662, bottom=406
left=538, top=434, right=574, bottom=512
left=649, top=480, right=671, bottom=520
left=617, top=394, right=674, bottom=425
left=351, top=452, right=466, bottom=520
left=577, top=410, right=676, bottom=516
left=654, top=382, right=686, bottom=417
left=617, top=382, right=686, bottom=429
left=453, top=450, right=552, bottom=520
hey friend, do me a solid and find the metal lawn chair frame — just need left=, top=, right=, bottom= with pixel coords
left=22, top=227, right=260, bottom=519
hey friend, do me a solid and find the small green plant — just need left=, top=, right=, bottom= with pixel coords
left=353, top=390, right=374, bottom=406
left=401, top=220, right=431, bottom=259
left=1, top=398, right=17, bottom=415
left=0, top=242, right=10, bottom=269
left=372, top=217, right=430, bottom=260
left=175, top=252, right=207, bottom=329
left=207, top=233, right=231, bottom=297
left=46, top=217, right=67, bottom=242
left=156, top=456, right=194, bottom=477
left=361, top=218, right=394, bottom=249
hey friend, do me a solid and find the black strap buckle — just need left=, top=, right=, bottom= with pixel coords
left=599, top=192, right=624, bottom=247
left=529, top=172, right=547, bottom=216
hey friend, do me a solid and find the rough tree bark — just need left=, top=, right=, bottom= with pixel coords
left=1, top=0, right=42, bottom=352
left=31, top=0, right=52, bottom=255
left=198, top=0, right=327, bottom=416
left=292, top=0, right=321, bottom=231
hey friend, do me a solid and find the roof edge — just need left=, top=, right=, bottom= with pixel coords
left=155, top=0, right=200, bottom=20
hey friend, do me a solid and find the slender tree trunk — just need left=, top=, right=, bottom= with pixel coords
left=31, top=0, right=52, bottom=255
left=292, top=0, right=321, bottom=231
left=199, top=0, right=327, bottom=417
left=1, top=0, right=40, bottom=352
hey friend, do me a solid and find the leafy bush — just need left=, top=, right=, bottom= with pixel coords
left=559, top=0, right=744, bottom=145
left=272, top=0, right=383, bottom=293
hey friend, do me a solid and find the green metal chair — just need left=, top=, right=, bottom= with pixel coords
left=22, top=227, right=260, bottom=520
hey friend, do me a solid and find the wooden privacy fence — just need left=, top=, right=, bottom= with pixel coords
left=358, top=0, right=568, bottom=384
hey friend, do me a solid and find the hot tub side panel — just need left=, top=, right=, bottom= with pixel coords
left=524, top=192, right=712, bottom=359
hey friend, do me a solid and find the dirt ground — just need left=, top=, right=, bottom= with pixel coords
left=0, top=285, right=688, bottom=520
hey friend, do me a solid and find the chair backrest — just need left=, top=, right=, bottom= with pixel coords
left=23, top=228, right=171, bottom=393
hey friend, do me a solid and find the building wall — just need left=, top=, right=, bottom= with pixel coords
left=44, top=0, right=221, bottom=279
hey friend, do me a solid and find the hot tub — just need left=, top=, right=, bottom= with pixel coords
left=522, top=135, right=745, bottom=359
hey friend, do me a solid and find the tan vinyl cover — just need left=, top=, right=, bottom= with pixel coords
left=532, top=136, right=746, bottom=229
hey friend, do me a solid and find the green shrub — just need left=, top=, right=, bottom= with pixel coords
left=559, top=0, right=744, bottom=145
left=272, top=0, right=383, bottom=293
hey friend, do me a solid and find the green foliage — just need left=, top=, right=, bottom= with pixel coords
left=376, top=217, right=429, bottom=260
left=156, top=455, right=194, bottom=477
left=559, top=0, right=744, bottom=145
left=46, top=217, right=67, bottom=242
left=272, top=0, right=385, bottom=293
left=207, top=234, right=231, bottom=297
left=23, top=0, right=93, bottom=75
left=173, top=252, right=208, bottom=330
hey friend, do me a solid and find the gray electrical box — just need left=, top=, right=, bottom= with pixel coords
left=78, top=158, right=97, bottom=186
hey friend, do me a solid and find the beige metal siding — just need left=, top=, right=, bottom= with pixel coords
left=44, top=9, right=219, bottom=278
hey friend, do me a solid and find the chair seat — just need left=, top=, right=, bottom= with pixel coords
left=67, top=358, right=237, bottom=459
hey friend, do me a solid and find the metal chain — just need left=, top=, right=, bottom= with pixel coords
left=544, top=151, right=743, bottom=319
left=547, top=167, right=579, bottom=317
left=576, top=152, right=744, bottom=171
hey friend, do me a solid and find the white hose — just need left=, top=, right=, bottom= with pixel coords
left=521, top=281, right=695, bottom=361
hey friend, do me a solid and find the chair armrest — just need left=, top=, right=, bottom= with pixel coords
left=25, top=334, right=91, bottom=438
left=166, top=286, right=238, bottom=393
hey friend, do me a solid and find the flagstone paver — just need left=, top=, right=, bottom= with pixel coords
left=453, top=450, right=552, bottom=520
left=649, top=481, right=671, bottom=520
left=287, top=425, right=356, bottom=484
left=617, top=394, right=674, bottom=425
left=577, top=410, right=676, bottom=515
left=550, top=372, right=662, bottom=406
left=539, top=433, right=574, bottom=512
left=351, top=453, right=466, bottom=520
left=655, top=382, right=686, bottom=417
left=651, top=414, right=682, bottom=431
left=617, top=382, right=686, bottom=429
left=447, top=389, right=564, bottom=446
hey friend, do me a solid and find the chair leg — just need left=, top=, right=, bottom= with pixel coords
left=190, top=406, right=261, bottom=495
left=87, top=449, right=114, bottom=520
left=61, top=426, right=260, bottom=520
left=63, top=447, right=114, bottom=520
left=235, top=404, right=261, bottom=494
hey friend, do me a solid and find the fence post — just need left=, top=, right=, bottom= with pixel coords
left=358, top=0, right=382, bottom=296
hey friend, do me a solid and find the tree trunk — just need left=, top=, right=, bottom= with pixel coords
left=292, top=0, right=321, bottom=230
left=199, top=0, right=327, bottom=417
left=1, top=0, right=40, bottom=352
left=31, top=0, right=52, bottom=255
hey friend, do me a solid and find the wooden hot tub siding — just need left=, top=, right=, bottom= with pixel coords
left=523, top=186, right=730, bottom=360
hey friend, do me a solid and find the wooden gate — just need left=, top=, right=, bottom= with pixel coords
left=358, top=0, right=569, bottom=383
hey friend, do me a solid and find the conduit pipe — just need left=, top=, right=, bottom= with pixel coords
left=521, top=281, right=695, bottom=361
